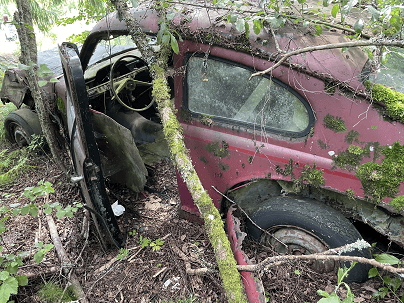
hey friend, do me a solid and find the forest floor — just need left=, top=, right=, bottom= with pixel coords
left=1, top=147, right=403, bottom=303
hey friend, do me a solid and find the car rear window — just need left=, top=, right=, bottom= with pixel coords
left=185, top=56, right=311, bottom=135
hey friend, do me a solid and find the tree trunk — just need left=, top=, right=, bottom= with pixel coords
left=14, top=0, right=67, bottom=173
left=14, top=0, right=37, bottom=64
left=110, top=1, right=247, bottom=302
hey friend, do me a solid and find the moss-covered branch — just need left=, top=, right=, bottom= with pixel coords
left=110, top=1, right=247, bottom=301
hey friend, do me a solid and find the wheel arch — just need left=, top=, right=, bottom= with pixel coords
left=224, top=177, right=404, bottom=249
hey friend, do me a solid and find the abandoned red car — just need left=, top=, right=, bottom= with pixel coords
left=2, top=6, right=404, bottom=300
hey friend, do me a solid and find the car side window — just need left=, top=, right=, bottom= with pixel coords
left=186, top=56, right=311, bottom=134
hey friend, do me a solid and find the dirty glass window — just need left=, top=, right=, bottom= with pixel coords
left=88, top=35, right=157, bottom=66
left=186, top=57, right=310, bottom=133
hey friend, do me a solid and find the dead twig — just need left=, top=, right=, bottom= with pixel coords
left=171, top=244, right=217, bottom=275
left=45, top=207, right=88, bottom=303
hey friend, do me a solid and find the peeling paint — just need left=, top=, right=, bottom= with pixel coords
left=317, top=139, right=328, bottom=149
left=200, top=156, right=208, bottom=164
left=219, top=161, right=230, bottom=172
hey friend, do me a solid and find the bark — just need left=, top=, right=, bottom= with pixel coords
left=14, top=0, right=67, bottom=173
left=14, top=0, right=37, bottom=64
left=110, top=1, right=247, bottom=302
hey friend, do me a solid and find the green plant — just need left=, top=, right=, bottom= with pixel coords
left=138, top=235, right=165, bottom=251
left=150, top=238, right=165, bottom=251
left=116, top=248, right=129, bottom=260
left=0, top=181, right=81, bottom=303
left=43, top=201, right=83, bottom=219
left=368, top=254, right=404, bottom=301
left=316, top=263, right=357, bottom=302
left=37, top=281, right=77, bottom=303
left=139, top=235, right=151, bottom=249
left=128, top=229, right=136, bottom=236
left=34, top=242, right=55, bottom=264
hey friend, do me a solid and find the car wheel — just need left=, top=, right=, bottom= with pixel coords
left=246, top=196, right=371, bottom=282
left=4, top=108, right=42, bottom=147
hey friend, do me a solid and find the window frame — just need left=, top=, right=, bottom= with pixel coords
left=182, top=53, right=315, bottom=138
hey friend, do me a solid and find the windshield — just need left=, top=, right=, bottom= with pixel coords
left=87, top=34, right=157, bottom=67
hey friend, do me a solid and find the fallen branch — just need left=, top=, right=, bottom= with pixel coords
left=46, top=211, right=88, bottom=303
left=250, top=39, right=404, bottom=79
left=171, top=244, right=217, bottom=275
left=174, top=240, right=404, bottom=276
left=238, top=254, right=404, bottom=275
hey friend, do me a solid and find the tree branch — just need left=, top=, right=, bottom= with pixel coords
left=250, top=39, right=404, bottom=79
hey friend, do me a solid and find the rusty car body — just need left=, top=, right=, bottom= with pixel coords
left=2, top=6, right=404, bottom=301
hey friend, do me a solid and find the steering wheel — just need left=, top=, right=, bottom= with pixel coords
left=109, top=54, right=154, bottom=111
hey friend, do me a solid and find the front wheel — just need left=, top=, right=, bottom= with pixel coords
left=4, top=108, right=42, bottom=147
left=246, top=196, right=371, bottom=282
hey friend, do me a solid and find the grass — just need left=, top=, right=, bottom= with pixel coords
left=0, top=102, right=16, bottom=144
left=161, top=295, right=200, bottom=303
left=0, top=102, right=33, bottom=187
left=37, top=281, right=77, bottom=303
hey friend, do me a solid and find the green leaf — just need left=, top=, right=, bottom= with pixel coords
left=317, top=294, right=340, bottom=303
left=38, top=80, right=48, bottom=87
left=28, top=205, right=38, bottom=217
left=294, top=269, right=300, bottom=275
left=43, top=207, right=52, bottom=215
left=366, top=5, right=380, bottom=22
left=37, top=64, right=53, bottom=78
left=44, top=244, right=54, bottom=252
left=166, top=12, right=176, bottom=21
left=162, top=33, right=170, bottom=45
left=0, top=271, right=9, bottom=281
left=49, top=78, right=59, bottom=83
left=375, top=254, right=400, bottom=265
left=323, top=0, right=331, bottom=7
left=34, top=250, right=45, bottom=264
left=331, top=4, right=339, bottom=18
left=244, top=22, right=250, bottom=39
left=368, top=267, right=378, bottom=278
left=170, top=34, right=179, bottom=54
left=16, top=275, right=28, bottom=286
left=317, top=290, right=330, bottom=297
left=0, top=277, right=18, bottom=303
left=236, top=18, right=245, bottom=32
left=315, top=24, right=322, bottom=36
left=17, top=63, right=30, bottom=71
left=353, top=19, right=364, bottom=33
left=234, top=0, right=243, bottom=8
left=20, top=206, right=29, bottom=216
left=253, top=20, right=262, bottom=35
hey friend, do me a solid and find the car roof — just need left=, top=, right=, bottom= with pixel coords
left=81, top=6, right=367, bottom=89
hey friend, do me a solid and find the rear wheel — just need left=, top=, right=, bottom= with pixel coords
left=4, top=108, right=42, bottom=147
left=246, top=196, right=371, bottom=282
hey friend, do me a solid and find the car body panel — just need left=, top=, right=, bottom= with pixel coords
left=2, top=7, right=404, bottom=299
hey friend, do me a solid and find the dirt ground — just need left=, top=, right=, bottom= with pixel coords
left=1, top=149, right=404, bottom=303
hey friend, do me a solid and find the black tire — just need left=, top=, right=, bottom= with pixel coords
left=247, top=196, right=371, bottom=283
left=4, top=108, right=42, bottom=147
